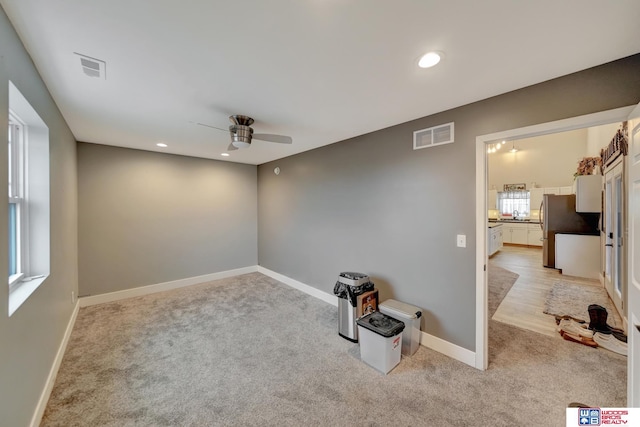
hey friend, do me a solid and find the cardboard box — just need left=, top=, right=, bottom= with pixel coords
left=356, top=289, right=378, bottom=318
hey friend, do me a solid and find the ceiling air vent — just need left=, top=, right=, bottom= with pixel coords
left=74, top=53, right=106, bottom=79
left=413, top=122, right=454, bottom=150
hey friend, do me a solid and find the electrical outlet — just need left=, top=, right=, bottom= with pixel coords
left=71, top=291, right=75, bottom=303
left=457, top=234, right=466, bottom=248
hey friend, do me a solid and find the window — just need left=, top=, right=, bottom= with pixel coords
left=8, top=115, right=25, bottom=283
left=498, top=190, right=530, bottom=217
left=7, top=81, right=50, bottom=316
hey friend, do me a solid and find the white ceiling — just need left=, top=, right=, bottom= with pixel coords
left=2, top=1, right=639, bottom=165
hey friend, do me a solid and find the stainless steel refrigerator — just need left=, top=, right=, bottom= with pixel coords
left=540, top=194, right=599, bottom=268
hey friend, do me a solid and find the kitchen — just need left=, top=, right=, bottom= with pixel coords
left=486, top=122, right=626, bottom=337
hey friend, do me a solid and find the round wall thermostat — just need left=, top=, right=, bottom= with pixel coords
left=274, top=167, right=280, bottom=175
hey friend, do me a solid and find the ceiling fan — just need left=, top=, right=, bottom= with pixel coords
left=196, top=115, right=293, bottom=151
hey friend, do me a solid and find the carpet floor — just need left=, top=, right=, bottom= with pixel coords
left=41, top=269, right=626, bottom=426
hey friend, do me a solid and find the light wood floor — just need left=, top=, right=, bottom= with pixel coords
left=489, top=245, right=602, bottom=338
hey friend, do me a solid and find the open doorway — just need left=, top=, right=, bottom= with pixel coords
left=487, top=124, right=624, bottom=338
left=474, top=105, right=636, bottom=370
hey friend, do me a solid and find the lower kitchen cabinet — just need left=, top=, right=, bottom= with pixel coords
left=502, top=222, right=542, bottom=246
left=511, top=226, right=528, bottom=245
left=503, top=223, right=528, bottom=245
left=488, top=225, right=503, bottom=256
left=527, top=224, right=543, bottom=247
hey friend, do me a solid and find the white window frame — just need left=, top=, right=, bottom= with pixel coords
left=8, top=112, right=28, bottom=288
left=7, top=81, right=50, bottom=317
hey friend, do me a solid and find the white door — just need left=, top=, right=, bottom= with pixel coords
left=627, top=102, right=640, bottom=406
left=604, top=159, right=624, bottom=315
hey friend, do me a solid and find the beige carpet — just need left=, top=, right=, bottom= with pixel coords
left=487, top=265, right=519, bottom=317
left=41, top=270, right=626, bottom=426
left=543, top=282, right=623, bottom=328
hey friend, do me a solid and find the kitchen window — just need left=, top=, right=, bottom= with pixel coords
left=498, top=190, right=530, bottom=217
left=8, top=81, right=50, bottom=316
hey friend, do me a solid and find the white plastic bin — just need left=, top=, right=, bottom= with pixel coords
left=356, top=312, right=405, bottom=374
left=379, top=299, right=422, bottom=356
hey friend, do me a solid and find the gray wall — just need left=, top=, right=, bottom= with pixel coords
left=258, top=54, right=640, bottom=351
left=78, top=143, right=257, bottom=296
left=0, top=6, right=79, bottom=427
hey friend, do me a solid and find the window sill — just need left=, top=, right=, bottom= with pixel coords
left=9, top=272, right=24, bottom=287
left=8, top=275, right=48, bottom=316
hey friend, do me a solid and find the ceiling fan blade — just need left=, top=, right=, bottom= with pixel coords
left=227, top=142, right=239, bottom=151
left=253, top=133, right=293, bottom=144
left=195, top=122, right=228, bottom=132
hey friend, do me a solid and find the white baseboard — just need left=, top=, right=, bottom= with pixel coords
left=30, top=301, right=80, bottom=427
left=257, top=266, right=476, bottom=367
left=257, top=266, right=338, bottom=307
left=78, top=266, right=475, bottom=369
left=420, top=330, right=476, bottom=368
left=79, top=266, right=258, bottom=307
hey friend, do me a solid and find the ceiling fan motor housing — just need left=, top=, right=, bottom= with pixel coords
left=230, top=115, right=254, bottom=126
left=230, top=124, right=253, bottom=148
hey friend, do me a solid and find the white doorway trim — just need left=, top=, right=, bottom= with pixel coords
left=474, top=105, right=636, bottom=370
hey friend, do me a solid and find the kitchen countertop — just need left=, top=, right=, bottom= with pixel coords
left=488, top=222, right=503, bottom=229
left=555, top=230, right=600, bottom=236
left=489, top=219, right=541, bottom=224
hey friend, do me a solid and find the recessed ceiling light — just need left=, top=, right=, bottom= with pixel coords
left=418, top=51, right=442, bottom=69
left=221, top=153, right=230, bottom=157
left=156, top=143, right=168, bottom=147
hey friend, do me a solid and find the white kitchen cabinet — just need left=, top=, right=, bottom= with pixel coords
left=488, top=189, right=497, bottom=210
left=503, top=223, right=528, bottom=245
left=530, top=188, right=544, bottom=212
left=511, top=224, right=528, bottom=245
left=559, top=186, right=573, bottom=195
left=527, top=223, right=543, bottom=246
left=573, top=175, right=602, bottom=212
left=502, top=222, right=541, bottom=246
left=488, top=224, right=503, bottom=256
left=502, top=227, right=512, bottom=244
left=541, top=186, right=572, bottom=195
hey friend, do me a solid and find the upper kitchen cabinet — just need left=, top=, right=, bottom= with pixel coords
left=573, top=175, right=602, bottom=212
left=559, top=185, right=573, bottom=195
left=543, top=186, right=572, bottom=195
left=530, top=188, right=544, bottom=211
left=488, top=189, right=497, bottom=210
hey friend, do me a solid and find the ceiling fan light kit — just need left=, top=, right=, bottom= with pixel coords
left=230, top=125, right=253, bottom=148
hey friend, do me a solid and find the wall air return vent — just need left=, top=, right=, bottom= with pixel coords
left=413, top=122, right=454, bottom=150
left=74, top=53, right=106, bottom=80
